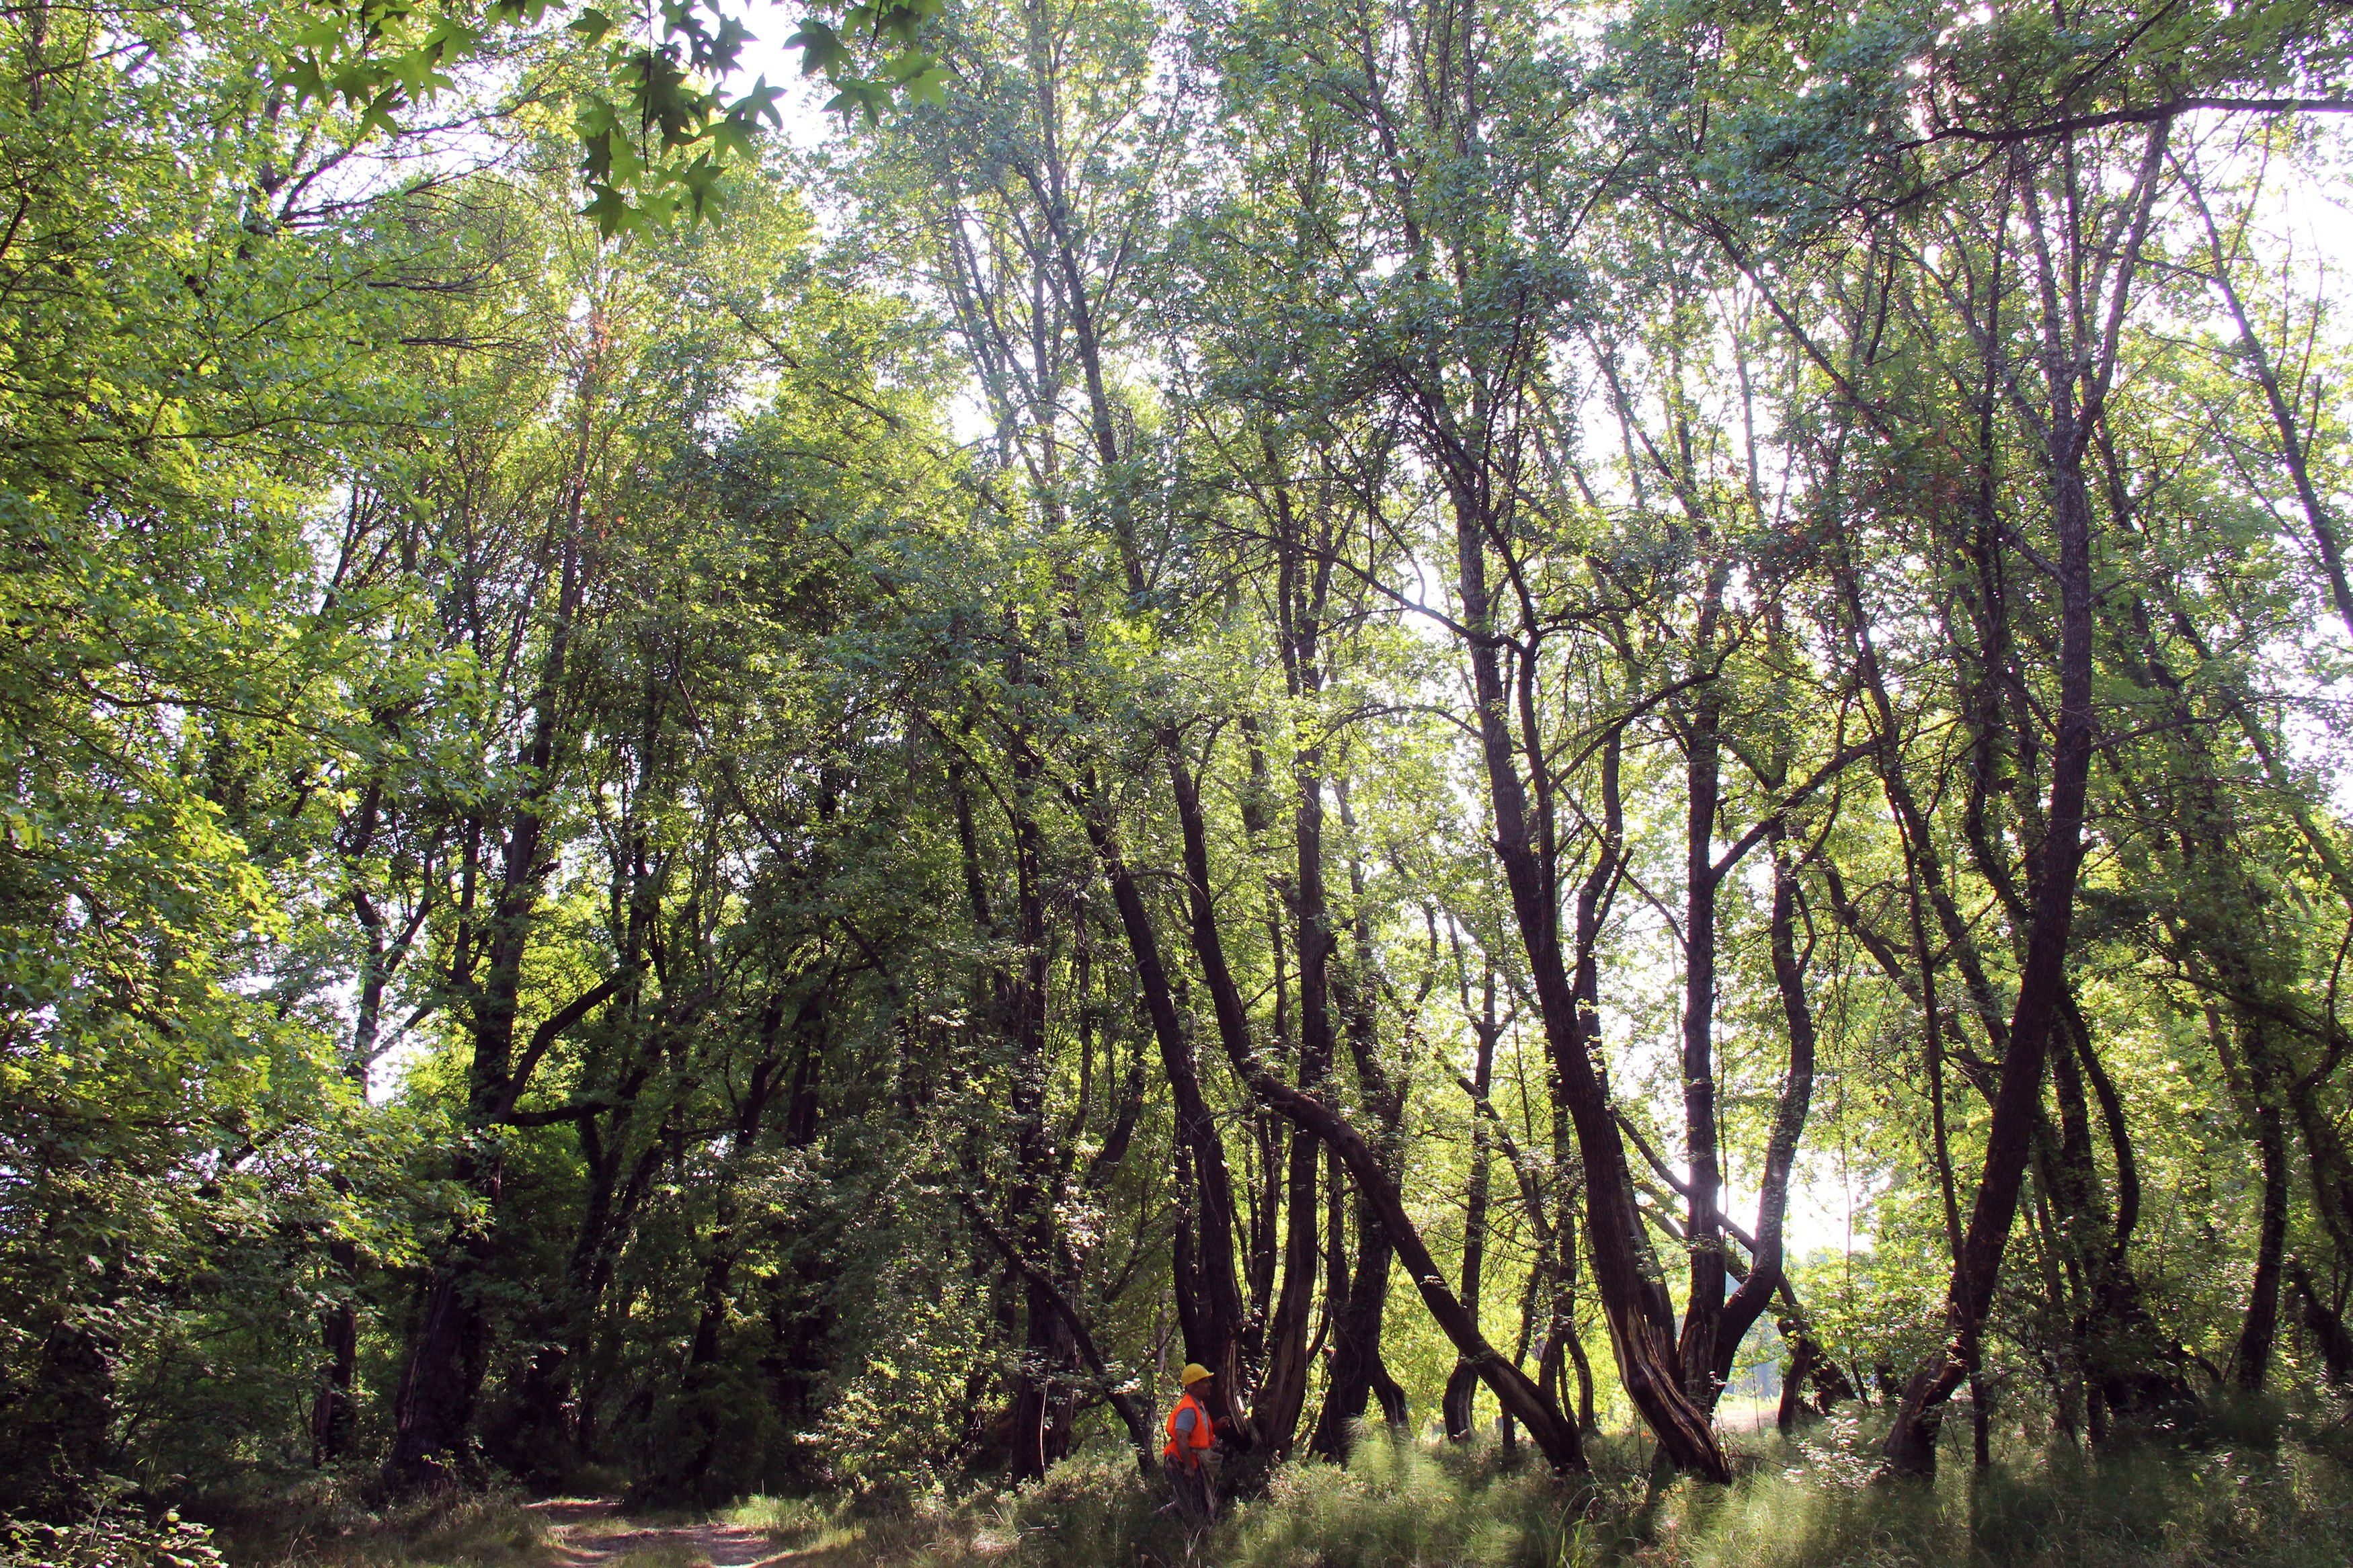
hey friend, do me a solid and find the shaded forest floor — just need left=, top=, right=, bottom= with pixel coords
left=214, top=1407, right=2353, bottom=1568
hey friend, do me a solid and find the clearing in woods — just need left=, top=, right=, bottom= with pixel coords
left=534, top=1500, right=794, bottom=1568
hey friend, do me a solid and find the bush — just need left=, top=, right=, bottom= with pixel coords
left=2, top=1506, right=225, bottom=1568
left=994, top=1454, right=1184, bottom=1567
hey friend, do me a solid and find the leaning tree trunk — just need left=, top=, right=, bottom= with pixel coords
left=1311, top=802, right=1412, bottom=1459
left=1228, top=1044, right=1588, bottom=1472
left=1881, top=139, right=2160, bottom=1475
left=1073, top=764, right=1255, bottom=1439
left=1876, top=464, right=2091, bottom=1473
left=1445, top=481, right=1726, bottom=1480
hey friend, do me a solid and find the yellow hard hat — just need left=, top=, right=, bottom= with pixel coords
left=1180, top=1362, right=1213, bottom=1386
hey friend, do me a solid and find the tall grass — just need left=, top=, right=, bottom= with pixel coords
left=207, top=1489, right=551, bottom=1568
left=209, top=1404, right=2353, bottom=1568
left=846, top=1415, right=2353, bottom=1568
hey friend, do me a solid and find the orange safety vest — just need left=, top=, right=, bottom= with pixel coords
left=1164, top=1389, right=1214, bottom=1465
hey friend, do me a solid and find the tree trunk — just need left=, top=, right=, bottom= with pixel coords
left=1674, top=564, right=1731, bottom=1411
left=1445, top=965, right=1501, bottom=1442
left=1310, top=1183, right=1402, bottom=1458
left=4, top=1315, right=117, bottom=1520
left=2235, top=1104, right=2290, bottom=1391
left=1003, top=713, right=1077, bottom=1481
left=1708, top=826, right=1820, bottom=1391
left=1880, top=140, right=2155, bottom=1474
left=1251, top=446, right=1344, bottom=1456
left=667, top=997, right=811, bottom=1501
left=1310, top=792, right=1412, bottom=1460
left=385, top=529, right=586, bottom=1493
left=2290, top=1262, right=2353, bottom=1387
left=1446, top=487, right=1725, bottom=1479
left=383, top=292, right=627, bottom=1488
left=316, top=780, right=418, bottom=1469
left=1250, top=766, right=1328, bottom=1452
left=1072, top=767, right=1253, bottom=1439
left=1209, top=1003, right=1589, bottom=1471
left=2055, top=1008, right=2195, bottom=1433
left=311, top=1240, right=361, bottom=1468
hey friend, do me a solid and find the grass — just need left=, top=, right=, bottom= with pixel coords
left=834, top=1412, right=2353, bottom=1568
left=210, top=1489, right=555, bottom=1568
left=203, top=1404, right=2353, bottom=1568
left=719, top=1493, right=948, bottom=1563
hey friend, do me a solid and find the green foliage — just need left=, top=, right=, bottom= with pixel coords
left=2, top=1500, right=225, bottom=1568
left=13, top=0, right=2353, bottom=1542
left=281, top=0, right=951, bottom=233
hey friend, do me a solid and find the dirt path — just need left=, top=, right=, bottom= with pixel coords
left=529, top=1499, right=797, bottom=1568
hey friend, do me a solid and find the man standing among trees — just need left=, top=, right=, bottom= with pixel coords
left=1163, top=1364, right=1220, bottom=1526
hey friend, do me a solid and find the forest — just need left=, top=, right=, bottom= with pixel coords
left=6, top=0, right=2353, bottom=1563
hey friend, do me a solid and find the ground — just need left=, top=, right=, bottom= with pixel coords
left=533, top=1500, right=795, bottom=1568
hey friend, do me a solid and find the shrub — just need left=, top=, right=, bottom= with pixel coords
left=3, top=1506, right=225, bottom=1568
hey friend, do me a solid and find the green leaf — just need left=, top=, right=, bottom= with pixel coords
left=729, top=75, right=785, bottom=128
left=280, top=55, right=331, bottom=106
left=355, top=85, right=407, bottom=139
left=900, top=62, right=951, bottom=107
left=786, top=17, right=851, bottom=79
left=580, top=182, right=635, bottom=239
left=709, top=117, right=758, bottom=161
left=676, top=153, right=726, bottom=222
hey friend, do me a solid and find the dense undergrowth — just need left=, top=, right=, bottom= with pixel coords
left=177, top=1404, right=2353, bottom=1568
